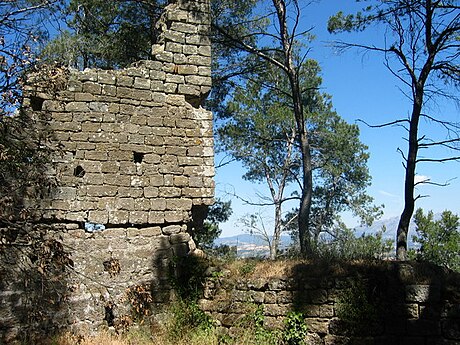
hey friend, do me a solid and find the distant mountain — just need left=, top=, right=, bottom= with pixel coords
left=354, top=215, right=416, bottom=247
left=216, top=215, right=427, bottom=257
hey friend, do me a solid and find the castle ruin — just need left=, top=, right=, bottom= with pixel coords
left=1, top=0, right=214, bottom=339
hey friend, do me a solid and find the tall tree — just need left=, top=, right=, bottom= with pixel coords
left=217, top=60, right=300, bottom=260
left=212, top=0, right=322, bottom=256
left=218, top=57, right=380, bottom=259
left=329, top=0, right=460, bottom=260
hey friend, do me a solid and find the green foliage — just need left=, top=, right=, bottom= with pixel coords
left=168, top=299, right=214, bottom=341
left=282, top=311, right=308, bottom=345
left=336, top=279, right=379, bottom=325
left=169, top=255, right=209, bottom=300
left=238, top=259, right=257, bottom=276
left=288, top=221, right=392, bottom=261
left=195, top=199, right=232, bottom=250
left=218, top=55, right=380, bottom=257
left=412, top=208, right=460, bottom=272
left=237, top=305, right=280, bottom=345
left=42, top=0, right=164, bottom=69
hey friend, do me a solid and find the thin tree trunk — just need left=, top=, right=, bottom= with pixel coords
left=396, top=90, right=422, bottom=260
left=271, top=0, right=314, bottom=258
left=298, top=130, right=313, bottom=256
left=270, top=201, right=282, bottom=260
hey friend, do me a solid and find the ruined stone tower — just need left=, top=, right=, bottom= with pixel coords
left=1, top=0, right=214, bottom=337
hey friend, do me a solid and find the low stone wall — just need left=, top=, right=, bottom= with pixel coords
left=199, top=261, right=460, bottom=344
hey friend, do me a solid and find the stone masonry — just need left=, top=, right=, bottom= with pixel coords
left=0, top=0, right=214, bottom=340
left=200, top=261, right=460, bottom=345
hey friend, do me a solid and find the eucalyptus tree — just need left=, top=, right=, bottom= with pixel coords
left=329, top=0, right=460, bottom=260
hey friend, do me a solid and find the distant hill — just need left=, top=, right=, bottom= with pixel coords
left=355, top=215, right=416, bottom=247
left=214, top=234, right=291, bottom=258
left=216, top=215, right=426, bottom=257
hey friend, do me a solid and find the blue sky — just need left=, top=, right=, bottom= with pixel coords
left=215, top=1, right=460, bottom=238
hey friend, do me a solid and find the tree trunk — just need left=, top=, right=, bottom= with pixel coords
left=396, top=90, right=422, bottom=260
left=272, top=0, right=314, bottom=257
left=298, top=130, right=313, bottom=256
left=270, top=201, right=282, bottom=260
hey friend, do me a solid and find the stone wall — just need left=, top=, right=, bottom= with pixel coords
left=24, top=0, right=213, bottom=225
left=199, top=261, right=460, bottom=344
left=1, top=0, right=214, bottom=341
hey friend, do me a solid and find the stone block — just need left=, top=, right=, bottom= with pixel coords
left=406, top=285, right=440, bottom=303
left=188, top=55, right=211, bottom=66
left=159, top=187, right=181, bottom=198
left=185, top=75, right=211, bottom=86
left=82, top=82, right=102, bottom=94
left=164, top=30, right=186, bottom=43
left=165, top=42, right=183, bottom=53
left=129, top=211, right=148, bottom=224
left=164, top=211, right=186, bottom=223
left=117, top=75, right=133, bottom=87
left=170, top=233, right=191, bottom=245
left=88, top=210, right=109, bottom=224
left=101, top=161, right=119, bottom=173
left=144, top=187, right=159, bottom=198
left=166, top=198, right=193, bottom=210
left=166, top=74, right=185, bottom=84
left=133, top=77, right=151, bottom=89
left=134, top=199, right=150, bottom=211
left=265, top=304, right=290, bottom=317
left=55, top=187, right=77, bottom=200
left=89, top=102, right=109, bottom=112
left=148, top=211, right=165, bottom=224
left=173, top=176, right=189, bottom=187
left=150, top=199, right=167, bottom=211
left=162, top=225, right=182, bottom=235
left=198, top=45, right=211, bottom=57
left=171, top=22, right=197, bottom=34
left=65, top=102, right=90, bottom=112
left=86, top=185, right=118, bottom=197
left=155, top=51, right=174, bottom=63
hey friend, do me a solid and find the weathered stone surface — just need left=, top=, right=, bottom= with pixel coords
left=199, top=262, right=460, bottom=344
left=1, top=0, right=215, bottom=340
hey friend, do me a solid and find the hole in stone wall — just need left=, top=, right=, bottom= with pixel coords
left=73, top=165, right=85, bottom=177
left=104, top=303, right=115, bottom=327
left=30, top=96, right=45, bottom=111
left=185, top=95, right=201, bottom=109
left=133, top=151, right=144, bottom=163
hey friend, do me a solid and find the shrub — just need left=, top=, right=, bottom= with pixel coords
left=412, top=208, right=460, bottom=272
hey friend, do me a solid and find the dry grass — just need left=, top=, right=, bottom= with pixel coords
left=53, top=331, right=130, bottom=345
left=50, top=328, right=221, bottom=345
